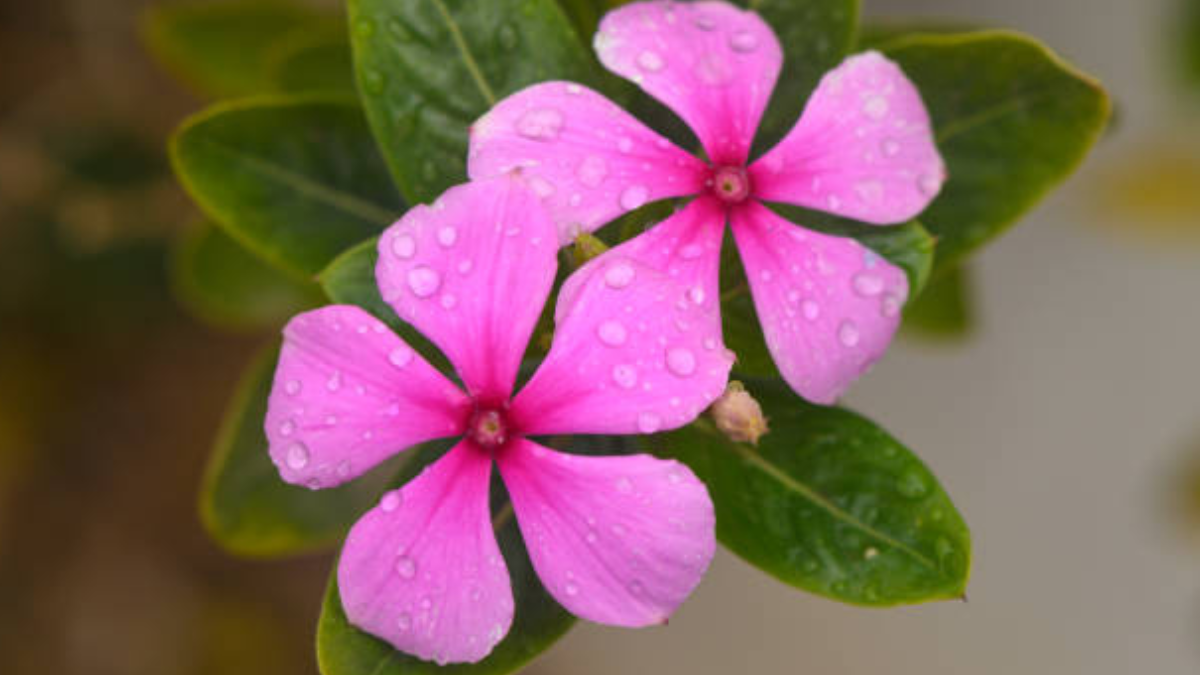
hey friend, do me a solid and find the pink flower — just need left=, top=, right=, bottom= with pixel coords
left=265, top=177, right=732, bottom=664
left=469, top=0, right=946, bottom=404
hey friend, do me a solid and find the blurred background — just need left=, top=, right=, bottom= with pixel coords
left=1, top=0, right=1198, bottom=673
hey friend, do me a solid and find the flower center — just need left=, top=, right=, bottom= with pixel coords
left=709, top=165, right=751, bottom=204
left=466, top=404, right=510, bottom=451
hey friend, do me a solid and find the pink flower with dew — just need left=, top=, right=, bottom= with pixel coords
left=265, top=177, right=732, bottom=664
left=468, top=0, right=946, bottom=404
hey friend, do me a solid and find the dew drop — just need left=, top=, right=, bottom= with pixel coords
left=457, top=259, right=474, bottom=275
left=728, top=30, right=759, bottom=53
left=617, top=136, right=633, bottom=153
left=286, top=442, right=309, bottom=470
left=397, top=612, right=412, bottom=631
left=693, top=14, right=716, bottom=30
left=852, top=272, right=884, bottom=297
left=436, top=226, right=457, bottom=247
left=285, top=379, right=302, bottom=396
left=666, top=347, right=697, bottom=377
left=688, top=286, right=706, bottom=305
left=855, top=179, right=884, bottom=204
left=391, top=232, right=416, bottom=258
left=576, top=154, right=608, bottom=187
left=917, top=172, right=941, bottom=196
left=881, top=293, right=902, bottom=318
left=496, top=22, right=519, bottom=51
left=862, top=95, right=888, bottom=120
left=597, top=320, right=628, bottom=346
left=440, top=293, right=458, bottom=310
left=604, top=261, right=635, bottom=289
left=516, top=108, right=564, bottom=141
left=637, top=50, right=665, bottom=72
left=528, top=176, right=556, bottom=198
left=881, top=137, right=901, bottom=157
left=615, top=476, right=633, bottom=493
left=279, top=419, right=296, bottom=437
left=380, top=491, right=403, bottom=512
left=565, top=581, right=579, bottom=596
left=619, top=184, right=649, bottom=210
left=680, top=243, right=703, bottom=259
left=802, top=300, right=821, bottom=321
left=326, top=371, right=342, bottom=392
left=612, top=364, right=638, bottom=389
left=406, top=265, right=441, bottom=298
left=838, top=321, right=861, bottom=347
left=389, top=346, right=413, bottom=368
left=395, top=555, right=417, bottom=579
left=363, top=69, right=385, bottom=94
left=637, top=411, right=662, bottom=433
left=898, top=470, right=929, bottom=498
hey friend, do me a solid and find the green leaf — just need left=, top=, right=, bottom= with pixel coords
left=650, top=378, right=971, bottom=606
left=902, top=265, right=975, bottom=339
left=199, top=346, right=379, bottom=558
left=855, top=19, right=980, bottom=50
left=1180, top=0, right=1200, bottom=89
left=721, top=212, right=935, bottom=377
left=348, top=0, right=599, bottom=202
left=171, top=95, right=404, bottom=278
left=744, top=0, right=861, bottom=153
left=318, top=238, right=453, bottom=374
left=317, top=444, right=575, bottom=675
left=172, top=221, right=323, bottom=331
left=267, top=32, right=357, bottom=95
left=881, top=31, right=1110, bottom=272
left=141, top=0, right=330, bottom=98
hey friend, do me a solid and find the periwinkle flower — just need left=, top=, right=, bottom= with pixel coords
left=469, top=0, right=946, bottom=403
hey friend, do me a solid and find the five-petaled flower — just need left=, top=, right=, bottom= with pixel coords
left=469, top=0, right=946, bottom=404
left=265, top=177, right=733, bottom=664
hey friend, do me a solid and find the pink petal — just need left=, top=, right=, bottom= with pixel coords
left=265, top=305, right=468, bottom=489
left=594, top=1, right=782, bottom=166
left=376, top=178, right=558, bottom=400
left=468, top=82, right=708, bottom=245
left=750, top=51, right=946, bottom=224
left=512, top=208, right=734, bottom=436
left=338, top=442, right=512, bottom=665
left=497, top=438, right=714, bottom=626
left=731, top=201, right=909, bottom=404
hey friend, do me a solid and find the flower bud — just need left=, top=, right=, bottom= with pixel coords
left=710, top=381, right=768, bottom=445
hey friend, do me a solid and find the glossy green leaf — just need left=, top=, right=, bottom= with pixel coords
left=744, top=0, right=861, bottom=153
left=881, top=31, right=1110, bottom=272
left=855, top=19, right=979, bottom=50
left=650, top=378, right=970, bottom=606
left=172, top=221, right=322, bottom=331
left=199, top=346, right=378, bottom=558
left=317, top=444, right=575, bottom=675
left=141, top=0, right=330, bottom=98
left=268, top=33, right=357, bottom=95
left=348, top=0, right=599, bottom=202
left=721, top=212, right=935, bottom=377
left=171, top=95, right=404, bottom=278
left=902, top=265, right=975, bottom=339
left=318, top=238, right=453, bottom=374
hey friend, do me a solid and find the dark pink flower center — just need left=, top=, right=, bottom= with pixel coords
left=708, top=165, right=751, bottom=204
left=466, top=404, right=511, bottom=451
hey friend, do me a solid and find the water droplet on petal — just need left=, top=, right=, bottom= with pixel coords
left=397, top=612, right=412, bottom=631
left=406, top=265, right=441, bottom=298
left=728, top=30, right=759, bottom=53
left=389, top=346, right=413, bottom=368
left=615, top=476, right=633, bottom=493
left=802, top=299, right=821, bottom=321
left=286, top=442, right=309, bottom=470
left=457, top=259, right=474, bottom=275
left=516, top=108, right=563, bottom=141
left=612, top=364, right=638, bottom=389
left=565, top=581, right=579, bottom=596
left=619, top=185, right=649, bottom=210
left=617, top=136, right=633, bottom=153
left=852, top=272, right=884, bottom=297
left=838, top=321, right=861, bottom=347
left=391, top=232, right=416, bottom=258
left=693, top=15, right=716, bottom=30
left=688, top=286, right=706, bottom=305
left=279, top=419, right=296, bottom=437
left=637, top=411, right=662, bottom=433
left=395, top=555, right=417, bottom=579
left=680, top=243, right=703, bottom=259
left=666, top=347, right=697, bottom=377
left=917, top=172, right=941, bottom=196
left=597, top=320, right=628, bottom=346
left=326, top=371, right=342, bottom=392
left=285, top=379, right=302, bottom=396
left=576, top=154, right=608, bottom=187
left=381, top=491, right=403, bottom=512
left=637, top=50, right=664, bottom=72
left=604, top=262, right=635, bottom=289
left=881, top=138, right=901, bottom=157
left=440, top=293, right=458, bottom=310
left=881, top=293, right=902, bottom=318
left=436, top=226, right=457, bottom=247
left=855, top=179, right=884, bottom=204
left=863, top=95, right=889, bottom=120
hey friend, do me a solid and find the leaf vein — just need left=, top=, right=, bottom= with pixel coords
left=428, top=0, right=497, bottom=106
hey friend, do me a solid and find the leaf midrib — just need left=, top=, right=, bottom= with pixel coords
left=197, top=137, right=397, bottom=225
left=429, top=0, right=496, bottom=106
left=725, top=435, right=940, bottom=571
left=935, top=84, right=1058, bottom=144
